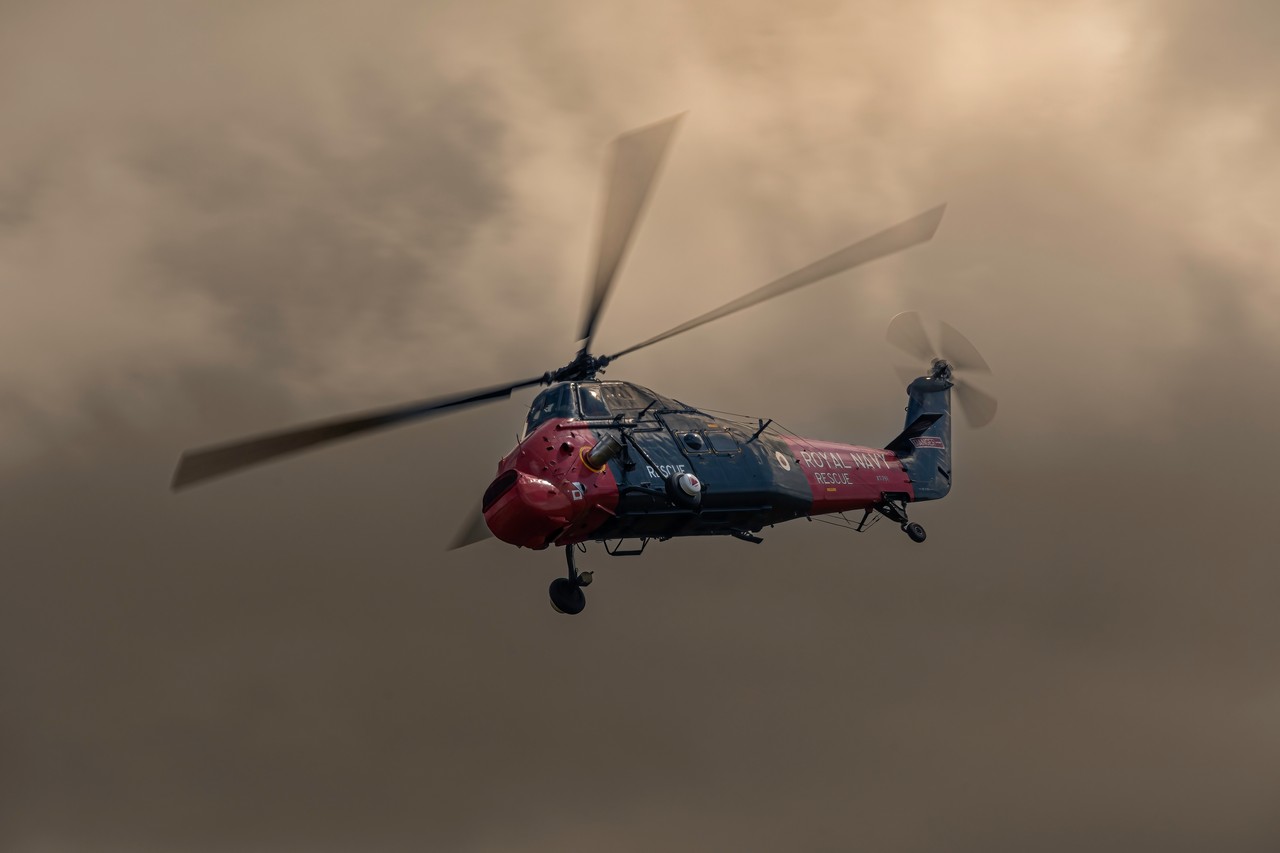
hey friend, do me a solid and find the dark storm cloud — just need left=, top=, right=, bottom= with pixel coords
left=139, top=78, right=510, bottom=389
left=4, top=2, right=1280, bottom=852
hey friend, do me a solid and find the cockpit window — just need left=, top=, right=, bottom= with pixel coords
left=598, top=383, right=660, bottom=417
left=523, top=384, right=574, bottom=437
left=577, top=384, right=611, bottom=419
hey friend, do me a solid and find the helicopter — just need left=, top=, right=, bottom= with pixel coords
left=172, top=114, right=996, bottom=615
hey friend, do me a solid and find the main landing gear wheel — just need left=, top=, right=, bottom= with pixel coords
left=903, top=522, right=927, bottom=543
left=549, top=545, right=591, bottom=615
left=549, top=578, right=586, bottom=615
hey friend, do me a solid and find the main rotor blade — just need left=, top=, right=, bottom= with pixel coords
left=938, top=320, right=991, bottom=373
left=954, top=381, right=998, bottom=428
left=579, top=113, right=685, bottom=352
left=886, top=310, right=937, bottom=363
left=172, top=376, right=545, bottom=490
left=609, top=204, right=946, bottom=361
left=447, top=498, right=494, bottom=550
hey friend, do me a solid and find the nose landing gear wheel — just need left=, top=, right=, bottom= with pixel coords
left=903, top=522, right=927, bottom=543
left=549, top=577, right=586, bottom=614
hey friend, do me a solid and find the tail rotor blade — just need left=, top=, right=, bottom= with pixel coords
left=954, top=381, right=998, bottom=428
left=938, top=320, right=991, bottom=373
left=579, top=113, right=685, bottom=352
left=886, top=310, right=936, bottom=362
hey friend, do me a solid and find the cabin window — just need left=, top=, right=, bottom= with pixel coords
left=523, top=384, right=574, bottom=437
left=706, top=431, right=739, bottom=453
left=577, top=384, right=611, bottom=419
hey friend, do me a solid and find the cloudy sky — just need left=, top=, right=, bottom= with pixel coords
left=3, top=1, right=1279, bottom=850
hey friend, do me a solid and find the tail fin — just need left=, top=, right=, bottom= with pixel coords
left=886, top=375, right=952, bottom=501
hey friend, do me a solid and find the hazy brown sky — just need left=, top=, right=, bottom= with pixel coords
left=3, top=2, right=1280, bottom=851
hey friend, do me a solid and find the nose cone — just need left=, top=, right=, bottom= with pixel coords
left=483, top=471, right=574, bottom=549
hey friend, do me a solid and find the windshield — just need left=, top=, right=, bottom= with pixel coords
left=523, top=384, right=575, bottom=437
left=598, top=382, right=660, bottom=417
left=577, top=384, right=611, bottom=419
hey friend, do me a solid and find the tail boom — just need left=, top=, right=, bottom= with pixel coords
left=779, top=437, right=916, bottom=515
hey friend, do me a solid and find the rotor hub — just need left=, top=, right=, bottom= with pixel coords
left=543, top=350, right=612, bottom=384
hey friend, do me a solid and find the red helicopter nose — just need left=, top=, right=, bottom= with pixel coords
left=483, top=470, right=576, bottom=549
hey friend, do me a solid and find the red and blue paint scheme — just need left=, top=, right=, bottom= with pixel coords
left=483, top=375, right=952, bottom=550
left=164, top=115, right=976, bottom=617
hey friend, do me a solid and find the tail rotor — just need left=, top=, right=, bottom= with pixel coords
left=887, top=311, right=997, bottom=428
